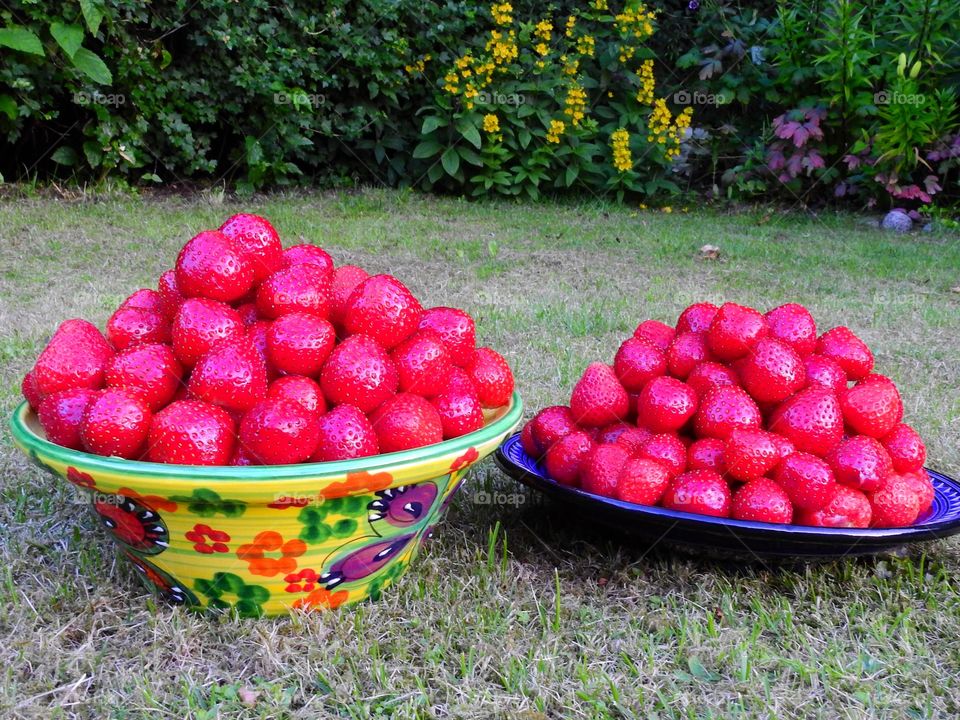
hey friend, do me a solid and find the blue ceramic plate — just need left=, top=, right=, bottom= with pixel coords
left=495, top=433, right=960, bottom=559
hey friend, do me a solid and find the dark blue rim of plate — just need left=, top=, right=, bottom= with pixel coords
left=495, top=433, right=960, bottom=540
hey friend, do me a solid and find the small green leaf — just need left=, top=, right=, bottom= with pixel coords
left=0, top=26, right=45, bottom=56
left=518, top=128, right=531, bottom=149
left=441, top=146, right=460, bottom=176
left=421, top=116, right=445, bottom=134
left=460, top=123, right=482, bottom=149
left=50, top=22, right=84, bottom=58
left=687, top=657, right=721, bottom=682
left=71, top=47, right=112, bottom=84
left=412, top=139, right=442, bottom=159
left=457, top=146, right=482, bottom=166
left=82, top=140, right=103, bottom=167
left=80, top=0, right=104, bottom=35
left=564, top=164, right=579, bottom=187
left=0, top=94, right=16, bottom=120
left=50, top=146, right=78, bottom=166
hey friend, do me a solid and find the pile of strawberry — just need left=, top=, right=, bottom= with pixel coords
left=521, top=302, right=931, bottom=529
left=21, top=214, right=514, bottom=465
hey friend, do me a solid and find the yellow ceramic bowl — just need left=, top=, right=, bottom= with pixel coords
left=10, top=393, right=521, bottom=616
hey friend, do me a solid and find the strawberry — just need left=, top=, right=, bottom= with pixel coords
left=520, top=422, right=539, bottom=457
left=147, top=400, right=235, bottom=465
left=219, top=213, right=283, bottom=283
left=310, top=403, right=379, bottom=461
left=693, top=386, right=762, bottom=440
left=105, top=343, right=183, bottom=411
left=543, top=430, right=595, bottom=486
left=771, top=434, right=796, bottom=461
left=661, top=470, right=732, bottom=517
left=773, top=452, right=835, bottom=512
left=21, top=370, right=44, bottom=410
left=615, top=457, right=672, bottom=505
left=764, top=303, right=817, bottom=357
left=236, top=303, right=259, bottom=326
left=320, top=335, right=400, bottom=413
left=796, top=484, right=872, bottom=528
left=188, top=337, right=268, bottom=413
left=881, top=423, right=926, bottom=473
left=634, top=319, right=675, bottom=351
left=687, top=438, right=727, bottom=474
left=418, top=307, right=477, bottom=367
left=570, top=362, right=629, bottom=426
left=767, top=387, right=843, bottom=456
left=686, top=361, right=739, bottom=399
left=38, top=388, right=98, bottom=450
left=106, top=307, right=170, bottom=351
left=171, top=298, right=245, bottom=368
left=636, top=433, right=687, bottom=478
left=676, top=302, right=718, bottom=334
left=267, top=375, right=327, bottom=417
left=816, top=326, right=874, bottom=380
left=240, top=398, right=321, bottom=464
left=368, top=393, right=443, bottom=453
left=614, top=337, right=667, bottom=393
left=731, top=478, right=793, bottom=523
left=281, top=244, right=334, bottom=275
left=613, top=426, right=653, bottom=453
left=331, top=265, right=370, bottom=326
left=157, top=269, right=184, bottom=319
left=256, top=264, right=333, bottom=320
left=175, top=230, right=254, bottom=302
left=596, top=422, right=641, bottom=446
left=739, top=337, right=806, bottom=403
left=581, top=443, right=632, bottom=497
left=827, top=435, right=893, bottom=493
left=899, top=470, right=934, bottom=515
left=869, top=473, right=920, bottom=528
left=839, top=378, right=902, bottom=438
left=527, top=406, right=578, bottom=456
left=34, top=319, right=114, bottom=395
left=120, top=288, right=165, bottom=316
left=342, top=274, right=423, bottom=349
left=81, top=388, right=152, bottom=458
left=231, top=445, right=256, bottom=466
left=266, top=312, right=336, bottom=377
left=803, top=354, right=847, bottom=394
left=464, top=347, right=514, bottom=407
left=706, top=302, right=768, bottom=361
left=635, top=376, right=698, bottom=433
left=666, top=332, right=712, bottom=379
left=430, top=370, right=484, bottom=438
left=391, top=329, right=454, bottom=396
left=724, top=428, right=781, bottom=482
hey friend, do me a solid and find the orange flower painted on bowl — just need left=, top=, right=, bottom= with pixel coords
left=292, top=586, right=349, bottom=611
left=66, top=467, right=97, bottom=490
left=450, top=447, right=479, bottom=472
left=236, top=531, right=307, bottom=577
left=319, top=471, right=393, bottom=500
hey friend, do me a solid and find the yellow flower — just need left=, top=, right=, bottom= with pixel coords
left=662, top=206, right=673, bottom=213
left=565, top=15, right=576, bottom=37
left=577, top=35, right=595, bottom=57
left=491, top=2, right=513, bottom=25
left=546, top=119, right=565, bottom=143
left=592, top=0, right=608, bottom=9
left=535, top=42, right=549, bottom=56
left=534, top=19, right=552, bottom=42
left=563, top=83, right=587, bottom=126
left=635, top=59, right=655, bottom=105
left=614, top=4, right=656, bottom=41
left=482, top=113, right=500, bottom=134
left=611, top=128, right=632, bottom=172
left=486, top=29, right=519, bottom=66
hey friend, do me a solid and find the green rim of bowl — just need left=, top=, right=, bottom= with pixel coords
left=9, top=392, right=523, bottom=481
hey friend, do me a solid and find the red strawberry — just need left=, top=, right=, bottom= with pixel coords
left=764, top=303, right=817, bottom=357
left=266, top=312, right=336, bottom=377
left=635, top=376, right=698, bottom=433
left=105, top=343, right=183, bottom=411
left=34, top=319, right=114, bottom=395
left=520, top=422, right=539, bottom=457
left=430, top=370, right=484, bottom=438
left=634, top=319, right=675, bottom=351
left=331, top=265, right=370, bottom=326
left=686, top=361, right=739, bottom=399
left=881, top=423, right=926, bottom=473
left=256, top=264, right=333, bottom=320
left=827, top=435, right=893, bottom=493
left=570, top=362, right=629, bottom=426
left=38, top=388, right=98, bottom=449
left=171, top=298, right=245, bottom=368
left=899, top=470, right=934, bottom=515
left=81, top=388, right=151, bottom=458
left=528, top=406, right=578, bottom=455
left=596, top=422, right=632, bottom=445
left=418, top=307, right=477, bottom=368
left=188, top=337, right=268, bottom=413
left=342, top=274, right=423, bottom=349
left=240, top=398, right=320, bottom=464
left=120, top=288, right=165, bottom=316
left=267, top=375, right=327, bottom=417
left=706, top=302, right=768, bottom=361
left=21, top=370, right=44, bottom=410
left=147, top=400, right=235, bottom=465
left=739, top=337, right=806, bottom=403
left=614, top=337, right=667, bottom=392
left=724, top=428, right=780, bottom=482
left=797, top=484, right=872, bottom=528
left=767, top=387, right=843, bottom=456
left=157, top=269, right=184, bottom=319
left=771, top=435, right=796, bottom=461
left=636, top=433, right=687, bottom=478
left=816, top=326, right=874, bottom=380
left=613, top=426, right=653, bottom=453
left=464, top=347, right=514, bottom=408
left=732, top=478, right=793, bottom=523
left=310, top=403, right=379, bottom=461
left=581, top=443, right=631, bottom=497
left=869, top=473, right=920, bottom=528
left=803, top=354, right=847, bottom=394
left=106, top=307, right=170, bottom=351
left=694, top=386, right=762, bottom=440
left=676, top=303, right=718, bottom=334
left=616, top=457, right=671, bottom=505
left=231, top=445, right=256, bottom=466
left=320, top=335, right=399, bottom=413
left=839, top=378, right=902, bottom=438
left=236, top=303, right=259, bottom=326
left=773, top=452, right=835, bottom=512
left=281, top=244, right=334, bottom=275
left=543, top=430, right=595, bottom=486
left=666, top=332, right=712, bottom=379
left=369, top=393, right=443, bottom=453
left=391, top=329, right=454, bottom=396
left=175, top=230, right=254, bottom=302
left=219, top=213, right=283, bottom=282
left=661, top=470, right=732, bottom=517
left=687, top=438, right=726, bottom=474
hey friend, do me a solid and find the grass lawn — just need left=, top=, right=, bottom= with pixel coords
left=2, top=190, right=960, bottom=719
